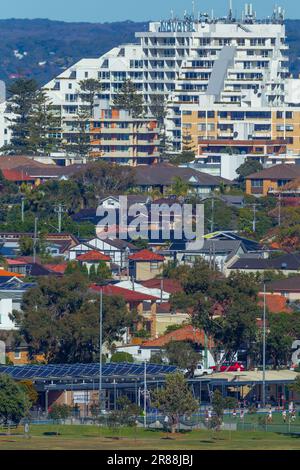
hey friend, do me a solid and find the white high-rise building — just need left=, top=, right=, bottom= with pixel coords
left=1, top=3, right=299, bottom=155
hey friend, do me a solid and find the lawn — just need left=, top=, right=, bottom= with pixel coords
left=0, top=425, right=300, bottom=450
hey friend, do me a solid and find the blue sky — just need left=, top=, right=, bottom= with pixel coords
left=0, top=0, right=298, bottom=22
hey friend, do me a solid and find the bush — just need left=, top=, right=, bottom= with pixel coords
left=111, top=352, right=134, bottom=363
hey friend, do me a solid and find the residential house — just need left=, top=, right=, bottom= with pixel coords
left=246, top=164, right=300, bottom=197
left=263, top=276, right=300, bottom=302
left=0, top=278, right=35, bottom=331
left=228, top=253, right=300, bottom=275
left=69, top=237, right=138, bottom=269
left=76, top=250, right=111, bottom=273
left=133, top=163, right=231, bottom=196
left=90, top=283, right=158, bottom=339
left=128, top=249, right=165, bottom=281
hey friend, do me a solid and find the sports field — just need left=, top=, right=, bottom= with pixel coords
left=1, top=425, right=300, bottom=450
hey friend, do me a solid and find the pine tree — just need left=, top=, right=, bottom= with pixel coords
left=28, top=91, right=62, bottom=155
left=78, top=78, right=103, bottom=118
left=5, top=78, right=39, bottom=154
left=63, top=108, right=92, bottom=160
left=113, top=80, right=145, bottom=118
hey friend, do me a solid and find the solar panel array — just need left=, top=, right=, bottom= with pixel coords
left=0, top=363, right=177, bottom=381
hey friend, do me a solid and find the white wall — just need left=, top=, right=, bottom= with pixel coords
left=0, top=298, right=17, bottom=331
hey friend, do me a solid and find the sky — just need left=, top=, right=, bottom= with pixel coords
left=0, top=0, right=299, bottom=23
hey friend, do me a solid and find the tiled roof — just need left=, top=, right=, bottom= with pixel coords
left=77, top=250, right=111, bottom=262
left=90, top=284, right=159, bottom=302
left=141, top=325, right=208, bottom=348
left=5, top=259, right=27, bottom=266
left=0, top=268, right=23, bottom=278
left=128, top=249, right=165, bottom=262
left=0, top=156, right=47, bottom=170
left=135, top=163, right=231, bottom=186
left=44, top=263, right=68, bottom=274
left=247, top=164, right=300, bottom=180
left=141, top=278, right=183, bottom=294
left=258, top=293, right=292, bottom=314
left=2, top=169, right=33, bottom=182
left=229, top=253, right=300, bottom=271
left=264, top=276, right=300, bottom=293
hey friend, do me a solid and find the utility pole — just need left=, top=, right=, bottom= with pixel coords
left=210, top=196, right=215, bottom=233
left=54, top=204, right=67, bottom=233
left=33, top=217, right=38, bottom=263
left=21, top=197, right=25, bottom=224
left=278, top=193, right=282, bottom=227
left=99, top=289, right=103, bottom=413
left=247, top=203, right=259, bottom=233
left=144, top=361, right=147, bottom=429
left=262, top=280, right=267, bottom=408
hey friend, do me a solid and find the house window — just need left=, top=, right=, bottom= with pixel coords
left=150, top=262, right=159, bottom=271
left=251, top=179, right=263, bottom=188
left=14, top=351, right=21, bottom=359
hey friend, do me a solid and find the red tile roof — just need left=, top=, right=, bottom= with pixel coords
left=0, top=268, right=24, bottom=278
left=141, top=278, right=183, bottom=294
left=90, top=284, right=159, bottom=302
left=2, top=169, right=33, bottom=182
left=258, top=293, right=292, bottom=313
left=5, top=259, right=27, bottom=266
left=44, top=263, right=68, bottom=274
left=77, top=250, right=111, bottom=262
left=128, top=249, right=164, bottom=262
left=141, top=325, right=210, bottom=348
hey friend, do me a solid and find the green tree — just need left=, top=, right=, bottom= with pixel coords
left=19, top=235, right=34, bottom=256
left=111, top=352, right=134, bottom=363
left=0, top=374, right=30, bottom=426
left=164, top=341, right=200, bottom=376
left=5, top=78, right=39, bottom=154
left=167, top=176, right=190, bottom=197
left=289, top=375, right=300, bottom=394
left=48, top=403, right=72, bottom=423
left=14, top=273, right=135, bottom=363
left=236, top=159, right=263, bottom=187
left=151, top=372, right=198, bottom=433
left=27, top=90, right=62, bottom=154
left=63, top=108, right=91, bottom=159
left=78, top=78, right=103, bottom=117
left=113, top=79, right=144, bottom=118
left=211, top=389, right=225, bottom=431
left=19, top=380, right=39, bottom=405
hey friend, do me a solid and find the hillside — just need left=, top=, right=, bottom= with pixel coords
left=0, top=19, right=300, bottom=86
left=0, top=19, right=148, bottom=85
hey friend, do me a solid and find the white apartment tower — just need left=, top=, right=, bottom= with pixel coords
left=0, top=3, right=297, bottom=154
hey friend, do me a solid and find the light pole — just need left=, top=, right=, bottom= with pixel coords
left=262, top=279, right=269, bottom=408
left=144, top=361, right=147, bottom=429
left=99, top=289, right=103, bottom=413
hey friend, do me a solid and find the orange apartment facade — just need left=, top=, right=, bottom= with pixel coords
left=181, top=107, right=300, bottom=158
left=87, top=107, right=160, bottom=166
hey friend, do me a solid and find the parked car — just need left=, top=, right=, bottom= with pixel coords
left=182, top=364, right=213, bottom=377
left=210, top=362, right=245, bottom=372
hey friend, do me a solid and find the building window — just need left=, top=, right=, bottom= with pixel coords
left=251, top=180, right=263, bottom=188
left=14, top=351, right=21, bottom=359
left=286, top=112, right=293, bottom=119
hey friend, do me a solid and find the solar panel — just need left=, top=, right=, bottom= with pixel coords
left=0, top=362, right=177, bottom=381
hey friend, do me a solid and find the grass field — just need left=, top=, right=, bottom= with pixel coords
left=1, top=424, right=300, bottom=450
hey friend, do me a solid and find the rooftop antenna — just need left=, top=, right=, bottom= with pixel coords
left=229, top=0, right=233, bottom=21
left=192, top=0, right=195, bottom=18
left=170, top=9, right=174, bottom=20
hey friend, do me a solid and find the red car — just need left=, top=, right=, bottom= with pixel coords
left=210, top=362, right=245, bottom=372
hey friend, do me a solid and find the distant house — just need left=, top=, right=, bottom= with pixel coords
left=0, top=278, right=35, bottom=331
left=133, top=163, right=231, bottom=195
left=128, top=249, right=165, bottom=281
left=263, top=276, right=300, bottom=302
left=246, top=164, right=300, bottom=197
left=228, top=253, right=300, bottom=275
left=76, top=250, right=111, bottom=273
left=69, top=237, right=138, bottom=269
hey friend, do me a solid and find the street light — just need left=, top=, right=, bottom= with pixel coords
left=99, top=289, right=103, bottom=413
left=262, top=278, right=270, bottom=408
